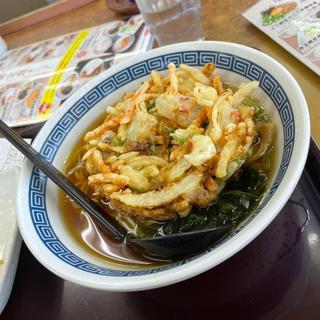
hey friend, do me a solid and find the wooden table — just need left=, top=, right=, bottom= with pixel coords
left=4, top=0, right=320, bottom=143
left=2, top=1, right=320, bottom=319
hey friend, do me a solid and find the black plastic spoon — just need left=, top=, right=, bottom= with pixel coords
left=0, top=119, right=232, bottom=261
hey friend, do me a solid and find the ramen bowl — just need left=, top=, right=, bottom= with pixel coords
left=17, top=41, right=310, bottom=291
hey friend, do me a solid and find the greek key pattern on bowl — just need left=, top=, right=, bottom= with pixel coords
left=29, top=51, right=295, bottom=276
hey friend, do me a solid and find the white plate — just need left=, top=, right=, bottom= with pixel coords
left=0, top=139, right=29, bottom=313
left=0, top=170, right=21, bottom=314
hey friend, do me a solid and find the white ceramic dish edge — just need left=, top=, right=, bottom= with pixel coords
left=17, top=41, right=310, bottom=291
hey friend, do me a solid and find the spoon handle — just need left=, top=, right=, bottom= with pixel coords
left=0, top=119, right=126, bottom=241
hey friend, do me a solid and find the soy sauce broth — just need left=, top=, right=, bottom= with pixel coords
left=59, top=192, right=157, bottom=266
left=59, top=117, right=160, bottom=267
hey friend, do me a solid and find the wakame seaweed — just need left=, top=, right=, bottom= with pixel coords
left=136, top=167, right=268, bottom=238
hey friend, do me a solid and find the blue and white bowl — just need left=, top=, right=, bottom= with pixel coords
left=17, top=42, right=310, bottom=291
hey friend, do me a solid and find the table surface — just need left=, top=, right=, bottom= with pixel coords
left=3, top=0, right=320, bottom=144
left=2, top=0, right=320, bottom=319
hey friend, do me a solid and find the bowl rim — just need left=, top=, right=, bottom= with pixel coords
left=17, top=41, right=310, bottom=291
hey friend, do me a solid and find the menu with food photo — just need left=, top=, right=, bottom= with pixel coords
left=0, top=15, right=152, bottom=127
left=243, top=0, right=320, bottom=76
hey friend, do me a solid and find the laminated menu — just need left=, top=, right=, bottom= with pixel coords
left=0, top=15, right=153, bottom=127
left=243, top=0, right=320, bottom=76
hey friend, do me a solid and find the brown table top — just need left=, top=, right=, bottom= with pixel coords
left=4, top=0, right=320, bottom=144
left=2, top=1, right=320, bottom=319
